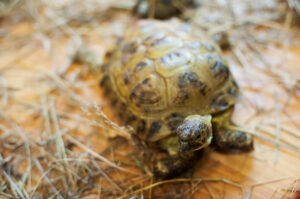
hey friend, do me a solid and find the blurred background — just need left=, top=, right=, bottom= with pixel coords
left=0, top=0, right=300, bottom=198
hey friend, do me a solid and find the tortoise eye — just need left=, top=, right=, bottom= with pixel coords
left=193, top=129, right=201, bottom=140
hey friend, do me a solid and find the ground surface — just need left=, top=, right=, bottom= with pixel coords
left=0, top=0, right=300, bottom=198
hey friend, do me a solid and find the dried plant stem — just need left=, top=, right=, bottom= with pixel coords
left=30, top=167, right=56, bottom=198
left=2, top=170, right=26, bottom=199
left=49, top=100, right=74, bottom=192
left=279, top=179, right=300, bottom=199
left=39, top=68, right=91, bottom=108
left=263, top=123, right=300, bottom=139
left=41, top=96, right=52, bottom=136
left=203, top=181, right=216, bottom=199
left=65, top=135, right=135, bottom=174
left=273, top=93, right=281, bottom=164
left=120, top=178, right=244, bottom=199
left=1, top=77, right=8, bottom=105
left=246, top=176, right=291, bottom=199
left=50, top=100, right=67, bottom=162
left=279, top=10, right=293, bottom=41
left=33, top=159, right=64, bottom=199
left=254, top=126, right=300, bottom=153
left=90, top=159, right=123, bottom=192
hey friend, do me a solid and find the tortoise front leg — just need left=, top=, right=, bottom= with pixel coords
left=154, top=136, right=196, bottom=180
left=212, top=107, right=254, bottom=152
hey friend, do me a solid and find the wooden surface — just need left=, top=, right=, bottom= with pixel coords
left=0, top=2, right=300, bottom=199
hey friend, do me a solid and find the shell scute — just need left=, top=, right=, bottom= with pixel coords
left=128, top=73, right=167, bottom=113
left=155, top=49, right=195, bottom=77
left=146, top=35, right=183, bottom=59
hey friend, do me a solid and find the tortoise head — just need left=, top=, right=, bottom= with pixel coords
left=176, top=115, right=213, bottom=153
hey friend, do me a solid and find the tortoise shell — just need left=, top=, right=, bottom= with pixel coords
left=101, top=19, right=239, bottom=141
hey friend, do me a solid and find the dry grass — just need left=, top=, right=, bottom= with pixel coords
left=0, top=0, right=300, bottom=198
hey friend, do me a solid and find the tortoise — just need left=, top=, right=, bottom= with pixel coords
left=100, top=19, right=253, bottom=179
left=134, top=0, right=195, bottom=19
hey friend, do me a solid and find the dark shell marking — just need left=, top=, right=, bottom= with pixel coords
left=137, top=120, right=146, bottom=135
left=175, top=72, right=207, bottom=104
left=209, top=60, right=229, bottom=85
left=123, top=70, right=131, bottom=85
left=129, top=78, right=161, bottom=106
left=122, top=42, right=138, bottom=54
left=178, top=72, right=207, bottom=96
left=134, top=61, right=148, bottom=72
left=100, top=75, right=111, bottom=95
left=147, top=121, right=162, bottom=139
left=150, top=36, right=169, bottom=46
